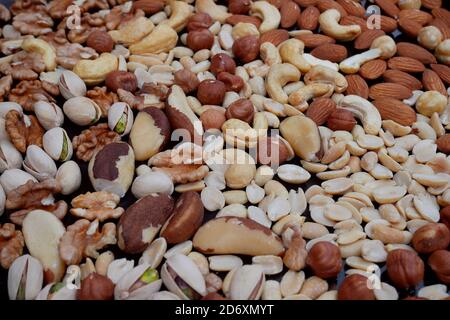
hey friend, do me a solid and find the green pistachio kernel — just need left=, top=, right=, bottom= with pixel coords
left=59, top=133, right=68, bottom=161
left=140, top=268, right=159, bottom=284
left=50, top=282, right=65, bottom=294
left=114, top=112, right=128, bottom=134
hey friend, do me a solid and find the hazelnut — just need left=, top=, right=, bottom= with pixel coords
left=105, top=71, right=138, bottom=93
left=232, top=35, right=260, bottom=63
left=187, top=29, right=214, bottom=52
left=338, top=274, right=375, bottom=300
left=428, top=250, right=450, bottom=284
left=327, top=109, right=356, bottom=131
left=174, top=69, right=199, bottom=94
left=306, top=241, right=342, bottom=279
left=440, top=206, right=450, bottom=230
left=200, top=108, right=226, bottom=130
left=229, top=0, right=251, bottom=14
left=386, top=249, right=424, bottom=289
left=187, top=13, right=213, bottom=31
left=197, top=79, right=226, bottom=105
left=217, top=72, right=244, bottom=92
left=86, top=30, right=114, bottom=53
left=411, top=223, right=450, bottom=254
left=77, top=273, right=115, bottom=300
left=257, top=136, right=292, bottom=166
left=225, top=98, right=254, bottom=123
left=210, top=53, right=237, bottom=75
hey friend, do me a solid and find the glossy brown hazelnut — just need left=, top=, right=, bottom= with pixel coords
left=210, top=53, right=237, bottom=75
left=174, top=69, right=199, bottom=94
left=411, top=223, right=450, bottom=254
left=197, top=79, right=226, bottom=105
left=338, top=274, right=375, bottom=300
left=187, top=29, right=214, bottom=51
left=257, top=135, right=292, bottom=166
left=86, top=30, right=114, bottom=53
left=306, top=241, right=342, bottom=279
left=77, top=273, right=115, bottom=300
left=440, top=206, right=450, bottom=230
left=232, top=35, right=260, bottom=63
left=200, top=108, right=226, bottom=130
left=217, top=72, right=244, bottom=92
left=105, top=71, right=138, bottom=93
left=386, top=249, right=424, bottom=289
left=229, top=0, right=251, bottom=14
left=428, top=250, right=450, bottom=284
left=225, top=98, right=254, bottom=123
left=187, top=12, right=213, bottom=31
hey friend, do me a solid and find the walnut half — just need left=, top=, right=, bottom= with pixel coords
left=0, top=223, right=24, bottom=269
left=70, top=191, right=124, bottom=221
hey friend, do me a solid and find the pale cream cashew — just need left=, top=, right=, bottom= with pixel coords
left=260, top=42, right=281, bottom=66
left=288, top=83, right=334, bottom=109
left=129, top=24, right=178, bottom=55
left=250, top=1, right=281, bottom=34
left=303, top=54, right=339, bottom=72
left=266, top=63, right=301, bottom=104
left=21, top=37, right=56, bottom=71
left=195, top=0, right=231, bottom=23
left=339, top=36, right=396, bottom=74
left=73, top=53, right=118, bottom=85
left=232, top=23, right=260, bottom=40
left=337, top=95, right=382, bottom=135
left=161, top=0, right=194, bottom=32
left=435, top=39, right=450, bottom=65
left=279, top=39, right=311, bottom=73
left=304, top=65, right=348, bottom=93
left=108, top=17, right=154, bottom=46
left=318, top=9, right=361, bottom=42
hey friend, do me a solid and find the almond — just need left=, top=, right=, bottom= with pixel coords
left=383, top=70, right=423, bottom=91
left=316, top=0, right=348, bottom=17
left=306, top=98, right=337, bottom=125
left=429, top=18, right=450, bottom=39
left=372, top=98, right=417, bottom=126
left=421, top=0, right=442, bottom=10
left=295, top=33, right=335, bottom=48
left=340, top=15, right=368, bottom=32
left=354, top=29, right=385, bottom=50
left=379, top=15, right=397, bottom=33
left=297, top=6, right=320, bottom=30
left=310, top=44, right=348, bottom=63
left=430, top=64, right=450, bottom=85
left=345, top=74, right=369, bottom=99
left=436, top=134, right=450, bottom=154
left=280, top=1, right=300, bottom=28
left=422, top=69, right=448, bottom=96
left=432, top=8, right=450, bottom=25
left=396, top=42, right=437, bottom=65
left=327, top=109, right=356, bottom=131
left=369, top=83, right=413, bottom=100
left=132, top=0, right=165, bottom=14
left=398, top=17, right=422, bottom=37
left=388, top=57, right=425, bottom=73
left=226, top=15, right=262, bottom=28
left=374, top=0, right=400, bottom=19
left=260, top=29, right=289, bottom=46
left=336, top=0, right=365, bottom=17
left=359, top=60, right=386, bottom=80
left=293, top=0, right=317, bottom=6
left=267, top=0, right=287, bottom=8
left=398, top=9, right=433, bottom=25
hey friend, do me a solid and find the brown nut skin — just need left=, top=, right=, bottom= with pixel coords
left=77, top=273, right=115, bottom=300
left=160, top=191, right=204, bottom=244
left=117, top=194, right=174, bottom=254
left=386, top=249, right=425, bottom=289
left=174, top=69, right=199, bottom=94
left=440, top=206, right=450, bottom=230
left=210, top=53, right=237, bottom=75
left=338, top=274, right=376, bottom=300
left=200, top=108, right=227, bottom=130
left=187, top=12, right=213, bottom=31
left=306, top=241, right=342, bottom=279
left=105, top=71, right=138, bottom=93
left=132, top=0, right=165, bottom=15
left=187, top=29, right=214, bottom=52
left=257, top=136, right=291, bottom=166
left=225, top=98, right=254, bottom=123
left=232, top=35, right=260, bottom=63
left=327, top=109, right=357, bottom=131
left=217, top=72, right=244, bottom=92
left=428, top=250, right=450, bottom=284
left=197, top=79, right=226, bottom=105
left=411, top=223, right=450, bottom=254
left=229, top=0, right=251, bottom=14
left=86, top=30, right=114, bottom=54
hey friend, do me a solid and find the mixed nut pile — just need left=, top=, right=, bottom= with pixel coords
left=0, top=0, right=450, bottom=301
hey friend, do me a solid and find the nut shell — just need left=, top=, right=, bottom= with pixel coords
left=107, top=102, right=134, bottom=136
left=58, top=70, right=86, bottom=100
left=77, top=273, right=114, bottom=300
left=42, top=127, right=73, bottom=162
left=411, top=223, right=450, bottom=254
left=338, top=274, right=375, bottom=300
left=33, top=101, right=64, bottom=130
left=386, top=249, right=424, bottom=289
left=306, top=241, right=342, bottom=278
left=63, top=97, right=101, bottom=126
left=55, top=161, right=81, bottom=195
left=8, top=254, right=43, bottom=300
left=23, top=145, right=57, bottom=181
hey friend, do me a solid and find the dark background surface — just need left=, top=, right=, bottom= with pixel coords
left=0, top=0, right=449, bottom=300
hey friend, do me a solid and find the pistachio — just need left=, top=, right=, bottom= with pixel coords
left=42, top=127, right=73, bottom=162
left=58, top=70, right=87, bottom=100
left=0, top=102, right=22, bottom=118
left=0, top=139, right=23, bottom=173
left=55, top=161, right=82, bottom=195
left=23, top=145, right=57, bottom=181
left=0, top=169, right=37, bottom=194
left=33, top=101, right=64, bottom=130
left=36, top=282, right=77, bottom=300
left=131, top=171, right=174, bottom=198
left=8, top=254, right=43, bottom=300
left=0, top=184, right=5, bottom=216
left=114, top=264, right=162, bottom=300
left=229, top=265, right=265, bottom=300
left=108, top=102, right=134, bottom=136
left=107, top=258, right=135, bottom=284
left=63, top=97, right=101, bottom=126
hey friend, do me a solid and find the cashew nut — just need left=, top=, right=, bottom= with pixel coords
left=129, top=24, right=178, bottom=55
left=73, top=53, right=118, bottom=85
left=337, top=95, right=382, bottom=135
left=339, top=35, right=396, bottom=74
left=250, top=1, right=281, bottom=33
left=303, top=54, right=339, bottom=72
left=304, top=65, right=348, bottom=93
left=21, top=37, right=56, bottom=71
left=232, top=22, right=260, bottom=40
left=161, top=0, right=194, bottom=32
left=318, top=9, right=361, bottom=42
left=195, top=0, right=231, bottom=23
left=288, top=83, right=334, bottom=109
left=108, top=17, right=154, bottom=46
left=266, top=63, right=300, bottom=104
left=279, top=39, right=311, bottom=73
left=260, top=42, right=281, bottom=66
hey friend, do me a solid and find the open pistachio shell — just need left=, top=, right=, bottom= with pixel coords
left=23, top=145, right=57, bottom=181
left=0, top=139, right=23, bottom=173
left=43, top=127, right=73, bottom=162
left=108, top=102, right=134, bottom=136
left=0, top=184, right=5, bottom=216
left=35, top=283, right=77, bottom=300
left=229, top=265, right=265, bottom=300
left=0, top=169, right=37, bottom=193
left=8, top=254, right=43, bottom=300
left=55, top=160, right=81, bottom=195
left=114, top=263, right=162, bottom=300
left=58, top=70, right=87, bottom=100
left=63, top=97, right=101, bottom=126
left=33, top=101, right=64, bottom=130
left=0, top=102, right=22, bottom=118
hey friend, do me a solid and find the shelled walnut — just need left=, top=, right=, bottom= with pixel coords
left=70, top=191, right=124, bottom=221
left=8, top=80, right=58, bottom=111
left=72, top=123, right=121, bottom=161
left=0, top=223, right=24, bottom=269
left=5, top=110, right=44, bottom=153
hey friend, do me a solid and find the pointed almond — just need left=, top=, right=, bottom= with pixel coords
left=295, top=33, right=335, bottom=48
left=379, top=15, right=397, bottom=33
left=398, top=17, right=422, bottom=37
left=421, top=0, right=442, bottom=10
left=436, top=134, right=450, bottom=153
left=372, top=98, right=417, bottom=126
left=383, top=70, right=423, bottom=91
left=396, top=42, right=437, bottom=64
left=280, top=1, right=300, bottom=29
left=431, top=8, right=450, bottom=25
left=430, top=64, right=450, bottom=85
left=422, top=69, right=447, bottom=96
left=375, top=0, right=400, bottom=19
left=311, top=44, right=348, bottom=63
left=359, top=60, right=387, bottom=80
left=398, top=9, right=433, bottom=25
left=316, top=0, right=348, bottom=17
left=341, top=15, right=368, bottom=32
left=306, top=98, right=337, bottom=125
left=354, top=29, right=385, bottom=50
left=369, top=83, right=412, bottom=100
left=345, top=74, right=369, bottom=99
left=298, top=6, right=320, bottom=30
left=388, top=57, right=425, bottom=73
left=260, top=29, right=289, bottom=46
left=336, top=0, right=365, bottom=17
